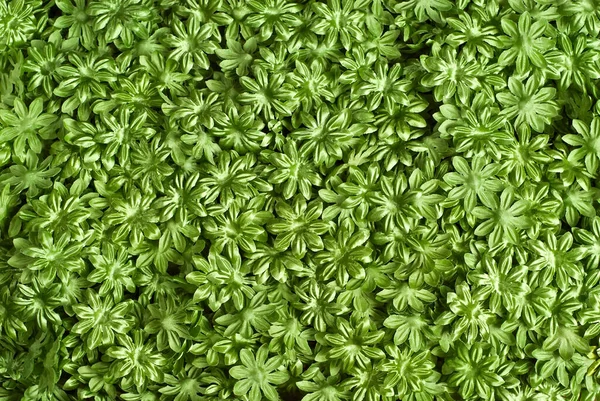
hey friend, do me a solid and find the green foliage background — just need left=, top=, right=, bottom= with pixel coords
left=2, top=0, right=600, bottom=400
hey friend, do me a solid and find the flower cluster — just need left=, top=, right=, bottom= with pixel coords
left=2, top=0, right=600, bottom=400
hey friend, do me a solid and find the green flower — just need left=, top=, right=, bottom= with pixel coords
left=443, top=155, right=504, bottom=213
left=87, top=242, right=136, bottom=301
left=238, top=66, right=296, bottom=120
left=437, top=282, right=494, bottom=344
left=394, top=0, right=452, bottom=23
left=467, top=254, right=530, bottom=314
left=95, top=73, right=163, bottom=122
left=267, top=197, right=330, bottom=258
left=574, top=216, right=600, bottom=269
left=145, top=295, right=189, bottom=352
left=139, top=53, right=189, bottom=96
left=497, top=76, right=560, bottom=133
left=320, top=318, right=385, bottom=371
left=0, top=152, right=60, bottom=198
left=0, top=287, right=26, bottom=342
left=560, top=0, right=600, bottom=37
left=374, top=94, right=428, bottom=141
left=420, top=45, right=480, bottom=104
left=164, top=17, right=219, bottom=73
left=381, top=346, right=444, bottom=400
left=292, top=105, right=369, bottom=167
left=355, top=61, right=411, bottom=111
left=500, top=126, right=552, bottom=186
left=159, top=368, right=204, bottom=401
left=53, top=0, right=94, bottom=48
left=0, top=184, right=18, bottom=227
left=53, top=53, right=117, bottom=116
left=230, top=345, right=289, bottom=401
left=563, top=117, right=600, bottom=176
left=23, top=38, right=66, bottom=97
left=202, top=199, right=270, bottom=257
left=89, top=108, right=155, bottom=169
left=445, top=12, right=498, bottom=58
left=0, top=97, right=57, bottom=159
left=368, top=173, right=419, bottom=231
left=14, top=279, right=62, bottom=330
left=106, top=330, right=167, bottom=391
left=8, top=229, right=85, bottom=285
left=443, top=342, right=506, bottom=399
left=471, top=188, right=530, bottom=247
left=71, top=289, right=132, bottom=350
left=246, top=0, right=303, bottom=41
left=294, top=280, right=345, bottom=332
left=528, top=232, right=584, bottom=291
left=296, top=371, right=349, bottom=401
left=268, top=140, right=322, bottom=200
left=383, top=313, right=438, bottom=351
left=198, top=151, right=259, bottom=204
left=212, top=106, right=265, bottom=154
left=88, top=0, right=154, bottom=47
left=0, top=0, right=37, bottom=49
left=268, top=308, right=315, bottom=356
left=378, top=280, right=436, bottom=314
left=215, top=38, right=257, bottom=77
left=18, top=180, right=97, bottom=237
left=550, top=34, right=600, bottom=90
left=315, top=226, right=372, bottom=285
left=495, top=12, right=554, bottom=74
left=103, top=188, right=161, bottom=247
left=287, top=60, right=335, bottom=111
left=437, top=95, right=511, bottom=160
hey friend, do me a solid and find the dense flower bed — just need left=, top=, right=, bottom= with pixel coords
left=2, top=0, right=600, bottom=400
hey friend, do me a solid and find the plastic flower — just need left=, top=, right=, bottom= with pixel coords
left=0, top=152, right=60, bottom=198
left=23, top=39, right=65, bottom=97
left=528, top=231, right=584, bottom=291
left=315, top=226, right=372, bottom=285
left=287, top=60, right=335, bottom=111
left=293, top=105, right=369, bottom=167
left=212, top=106, right=266, bottom=154
left=145, top=295, right=189, bottom=352
left=9, top=229, right=85, bottom=285
left=53, top=52, right=117, bottom=116
left=437, top=282, right=495, bottom=343
left=238, top=66, right=296, bottom=120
